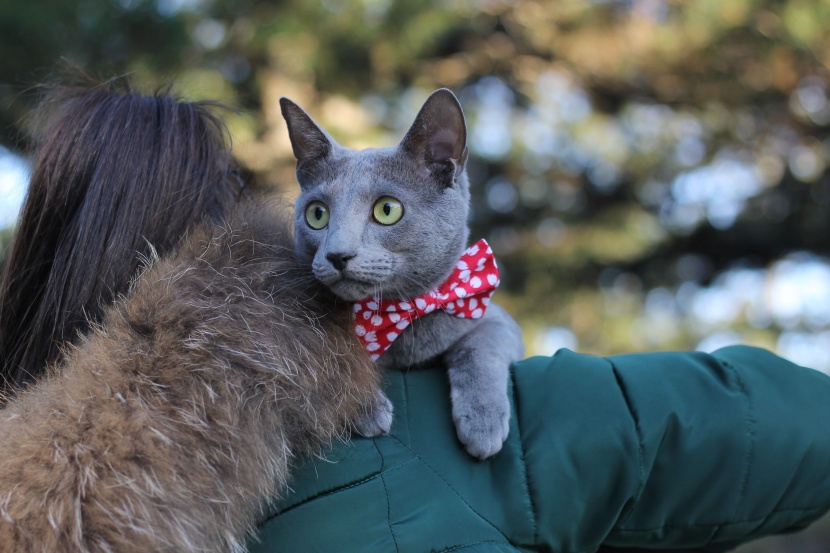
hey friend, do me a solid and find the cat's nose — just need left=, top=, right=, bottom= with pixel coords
left=326, top=252, right=355, bottom=271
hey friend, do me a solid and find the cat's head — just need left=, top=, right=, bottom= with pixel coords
left=280, top=89, right=471, bottom=302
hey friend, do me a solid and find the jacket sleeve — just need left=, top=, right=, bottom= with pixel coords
left=515, top=346, right=830, bottom=552
left=251, top=346, right=830, bottom=553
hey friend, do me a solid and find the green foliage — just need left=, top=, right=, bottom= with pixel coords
left=1, top=0, right=829, bottom=364
left=0, top=225, right=15, bottom=274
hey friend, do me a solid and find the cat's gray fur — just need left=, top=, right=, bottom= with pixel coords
left=280, top=89, right=525, bottom=459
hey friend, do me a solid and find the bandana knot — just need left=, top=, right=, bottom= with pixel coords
left=352, top=239, right=500, bottom=360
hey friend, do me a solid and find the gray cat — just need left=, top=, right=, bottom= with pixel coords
left=280, top=89, right=525, bottom=459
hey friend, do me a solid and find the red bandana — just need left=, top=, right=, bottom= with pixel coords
left=352, top=239, right=500, bottom=360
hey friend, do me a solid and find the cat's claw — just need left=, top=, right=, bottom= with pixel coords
left=352, top=391, right=394, bottom=437
left=452, top=396, right=510, bottom=460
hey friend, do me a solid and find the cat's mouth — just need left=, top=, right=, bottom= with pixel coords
left=312, top=259, right=393, bottom=302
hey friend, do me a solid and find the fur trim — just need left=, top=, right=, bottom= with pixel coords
left=0, top=198, right=378, bottom=552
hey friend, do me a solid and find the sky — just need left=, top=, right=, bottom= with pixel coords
left=0, top=147, right=27, bottom=228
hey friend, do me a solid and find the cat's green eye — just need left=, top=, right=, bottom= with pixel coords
left=372, top=196, right=404, bottom=226
left=305, top=201, right=330, bottom=230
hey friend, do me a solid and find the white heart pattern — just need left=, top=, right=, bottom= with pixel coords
left=352, top=239, right=500, bottom=358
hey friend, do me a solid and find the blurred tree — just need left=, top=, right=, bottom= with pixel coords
left=0, top=0, right=191, bottom=150
left=2, top=0, right=830, bottom=359
left=2, top=0, right=830, bottom=358
left=0, top=225, right=14, bottom=274
left=2, top=0, right=830, bottom=550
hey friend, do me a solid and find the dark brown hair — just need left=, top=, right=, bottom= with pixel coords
left=0, top=83, right=241, bottom=395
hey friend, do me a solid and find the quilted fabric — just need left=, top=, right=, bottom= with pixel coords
left=250, top=347, right=830, bottom=553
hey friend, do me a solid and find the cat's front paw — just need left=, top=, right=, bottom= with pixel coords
left=452, top=394, right=510, bottom=460
left=351, top=390, right=394, bottom=438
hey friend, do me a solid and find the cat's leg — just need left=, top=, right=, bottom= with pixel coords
left=351, top=387, right=394, bottom=437
left=446, top=305, right=524, bottom=459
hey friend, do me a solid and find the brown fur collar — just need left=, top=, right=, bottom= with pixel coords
left=0, top=198, right=378, bottom=552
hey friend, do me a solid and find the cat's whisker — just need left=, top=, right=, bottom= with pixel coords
left=397, top=274, right=433, bottom=296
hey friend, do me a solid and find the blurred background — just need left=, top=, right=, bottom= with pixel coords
left=1, top=0, right=829, bottom=550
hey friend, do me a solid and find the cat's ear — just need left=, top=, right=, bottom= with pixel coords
left=279, top=98, right=334, bottom=175
left=399, top=89, right=468, bottom=186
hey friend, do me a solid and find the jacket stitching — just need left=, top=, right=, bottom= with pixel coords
left=608, top=359, right=645, bottom=525
left=403, top=374, right=411, bottom=447
left=509, top=367, right=538, bottom=544
left=434, top=539, right=511, bottom=552
left=388, top=433, right=512, bottom=544
left=256, top=470, right=383, bottom=525
left=257, top=454, right=422, bottom=525
left=374, top=440, right=401, bottom=553
left=714, top=357, right=755, bottom=544
left=609, top=505, right=825, bottom=532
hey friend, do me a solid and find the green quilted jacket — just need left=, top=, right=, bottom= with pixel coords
left=249, top=346, right=830, bottom=552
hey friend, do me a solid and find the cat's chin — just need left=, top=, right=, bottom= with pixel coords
left=327, top=279, right=376, bottom=303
